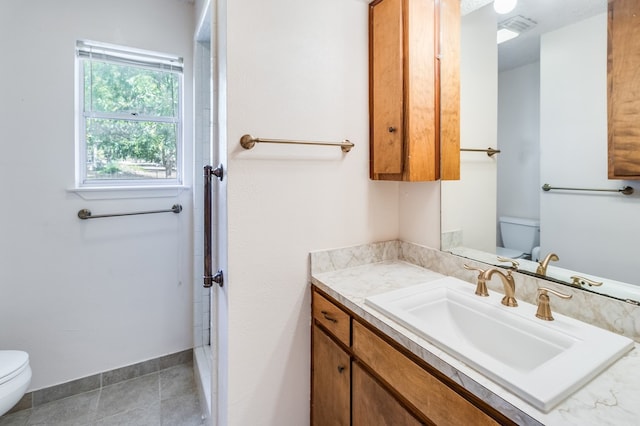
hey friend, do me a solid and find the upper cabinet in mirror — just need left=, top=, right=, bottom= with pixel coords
left=608, top=0, right=640, bottom=179
left=441, top=0, right=640, bottom=303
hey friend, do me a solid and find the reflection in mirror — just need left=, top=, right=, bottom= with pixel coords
left=442, top=0, right=640, bottom=303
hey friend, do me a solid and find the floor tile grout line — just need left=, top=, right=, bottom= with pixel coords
left=16, top=349, right=193, bottom=414
left=158, top=369, right=163, bottom=405
left=25, top=369, right=171, bottom=417
left=1, top=361, right=197, bottom=424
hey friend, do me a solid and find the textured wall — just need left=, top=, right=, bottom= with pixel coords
left=441, top=4, right=498, bottom=253
left=222, top=0, right=400, bottom=423
left=497, top=62, right=540, bottom=226
left=540, top=12, right=640, bottom=285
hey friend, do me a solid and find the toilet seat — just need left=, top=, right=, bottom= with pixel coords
left=0, top=351, right=29, bottom=386
left=496, top=246, right=525, bottom=259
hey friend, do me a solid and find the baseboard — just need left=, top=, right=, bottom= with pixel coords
left=6, top=349, right=193, bottom=416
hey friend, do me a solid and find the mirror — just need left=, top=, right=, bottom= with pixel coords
left=442, top=0, right=640, bottom=303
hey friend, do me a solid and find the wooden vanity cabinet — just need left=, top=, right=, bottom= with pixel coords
left=608, top=0, right=640, bottom=179
left=311, top=288, right=514, bottom=426
left=352, top=321, right=499, bottom=426
left=352, top=362, right=423, bottom=426
left=312, top=326, right=350, bottom=426
left=311, top=292, right=351, bottom=426
left=369, top=0, right=460, bottom=182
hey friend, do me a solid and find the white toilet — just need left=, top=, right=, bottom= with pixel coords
left=496, top=216, right=540, bottom=260
left=0, top=351, right=31, bottom=416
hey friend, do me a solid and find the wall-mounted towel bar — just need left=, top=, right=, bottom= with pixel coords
left=542, top=184, right=634, bottom=196
left=240, top=134, right=354, bottom=153
left=77, top=204, right=183, bottom=220
left=460, top=147, right=501, bottom=157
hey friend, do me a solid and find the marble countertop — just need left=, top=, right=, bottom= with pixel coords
left=311, top=260, right=640, bottom=426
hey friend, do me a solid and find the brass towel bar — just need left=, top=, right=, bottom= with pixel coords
left=542, top=183, right=634, bottom=196
left=460, top=147, right=501, bottom=157
left=240, top=134, right=354, bottom=153
left=77, top=204, right=182, bottom=220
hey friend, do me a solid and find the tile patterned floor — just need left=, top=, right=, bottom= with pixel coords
left=0, top=363, right=204, bottom=426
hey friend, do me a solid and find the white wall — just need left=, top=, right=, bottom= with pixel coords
left=399, top=182, right=441, bottom=248
left=0, top=0, right=195, bottom=390
left=497, top=62, right=540, bottom=227
left=441, top=4, right=497, bottom=253
left=540, top=12, right=640, bottom=284
left=221, top=0, right=400, bottom=423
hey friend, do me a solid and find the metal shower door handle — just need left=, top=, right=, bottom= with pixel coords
left=204, top=164, right=224, bottom=288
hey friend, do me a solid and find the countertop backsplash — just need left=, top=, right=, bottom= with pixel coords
left=310, top=240, right=640, bottom=342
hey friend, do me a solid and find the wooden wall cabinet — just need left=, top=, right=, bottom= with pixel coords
left=369, top=0, right=460, bottom=181
left=608, top=0, right=640, bottom=179
left=311, top=288, right=514, bottom=425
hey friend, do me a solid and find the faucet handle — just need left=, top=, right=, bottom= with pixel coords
left=496, top=256, right=519, bottom=270
left=463, top=264, right=485, bottom=273
left=463, top=264, right=489, bottom=297
left=536, top=287, right=572, bottom=321
left=570, top=275, right=603, bottom=288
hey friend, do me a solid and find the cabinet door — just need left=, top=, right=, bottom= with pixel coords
left=353, top=321, right=500, bottom=425
left=439, top=0, right=461, bottom=180
left=403, top=0, right=437, bottom=182
left=353, top=363, right=424, bottom=426
left=608, top=0, right=640, bottom=179
left=370, top=0, right=405, bottom=178
left=312, top=326, right=350, bottom=426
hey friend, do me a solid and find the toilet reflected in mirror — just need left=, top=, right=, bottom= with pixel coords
left=496, top=216, right=540, bottom=261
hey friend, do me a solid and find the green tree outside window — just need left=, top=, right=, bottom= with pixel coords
left=82, top=59, right=181, bottom=181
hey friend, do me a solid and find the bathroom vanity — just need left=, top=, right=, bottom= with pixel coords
left=312, top=288, right=509, bottom=425
left=310, top=241, right=640, bottom=426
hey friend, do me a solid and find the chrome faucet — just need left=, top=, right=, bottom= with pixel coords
left=536, top=252, right=559, bottom=276
left=481, top=268, right=518, bottom=307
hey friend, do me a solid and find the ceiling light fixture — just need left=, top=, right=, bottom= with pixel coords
left=497, top=28, right=519, bottom=44
left=494, top=0, right=517, bottom=14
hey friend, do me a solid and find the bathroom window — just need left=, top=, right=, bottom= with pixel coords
left=76, top=40, right=183, bottom=187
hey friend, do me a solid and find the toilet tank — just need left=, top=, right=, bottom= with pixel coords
left=499, top=216, right=540, bottom=254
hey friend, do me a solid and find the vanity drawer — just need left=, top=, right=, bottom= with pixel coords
left=352, top=320, right=499, bottom=426
left=312, top=292, right=351, bottom=346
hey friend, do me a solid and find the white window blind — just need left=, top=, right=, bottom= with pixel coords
left=76, top=40, right=183, bottom=72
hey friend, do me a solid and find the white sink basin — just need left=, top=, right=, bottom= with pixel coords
left=365, top=277, right=634, bottom=412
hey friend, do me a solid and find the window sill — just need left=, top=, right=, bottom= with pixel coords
left=68, top=185, right=190, bottom=200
